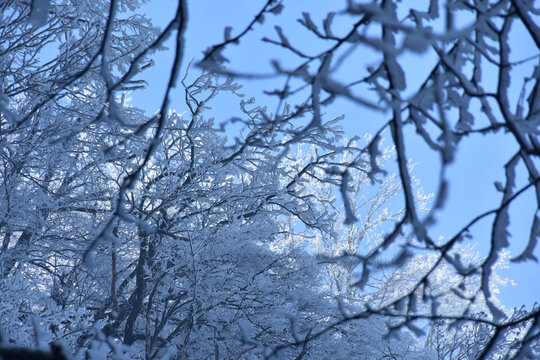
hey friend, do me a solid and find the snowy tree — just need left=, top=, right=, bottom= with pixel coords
left=0, top=57, right=432, bottom=359
left=0, top=3, right=428, bottom=357
left=196, top=0, right=540, bottom=358
left=1, top=0, right=539, bottom=359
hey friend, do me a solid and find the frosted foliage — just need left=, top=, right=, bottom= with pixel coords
left=0, top=73, right=429, bottom=359
left=198, top=0, right=540, bottom=357
left=1, top=0, right=540, bottom=359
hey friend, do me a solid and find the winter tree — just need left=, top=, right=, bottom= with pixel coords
left=1, top=0, right=539, bottom=359
left=195, top=0, right=540, bottom=358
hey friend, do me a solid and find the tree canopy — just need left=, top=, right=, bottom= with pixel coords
left=0, top=0, right=539, bottom=359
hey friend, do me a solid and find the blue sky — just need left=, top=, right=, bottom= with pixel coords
left=128, top=0, right=539, bottom=310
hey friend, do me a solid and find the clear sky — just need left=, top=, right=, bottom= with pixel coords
left=129, top=0, right=539, bottom=310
